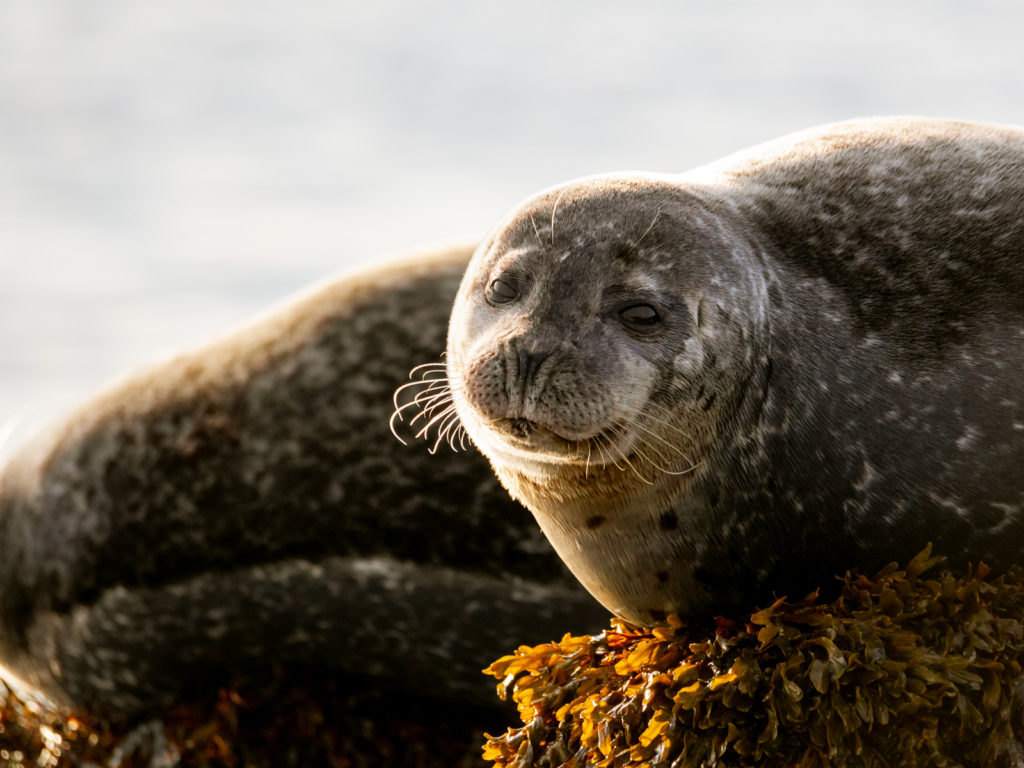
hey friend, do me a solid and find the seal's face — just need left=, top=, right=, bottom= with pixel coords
left=443, top=176, right=770, bottom=624
left=449, top=207, right=684, bottom=479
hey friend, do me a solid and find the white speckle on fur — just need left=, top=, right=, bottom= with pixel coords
left=988, top=502, right=1020, bottom=534
left=928, top=493, right=971, bottom=520
left=956, top=425, right=979, bottom=451
left=853, top=460, right=878, bottom=492
left=674, top=338, right=704, bottom=375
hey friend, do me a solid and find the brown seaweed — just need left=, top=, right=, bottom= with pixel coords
left=483, top=547, right=1024, bottom=768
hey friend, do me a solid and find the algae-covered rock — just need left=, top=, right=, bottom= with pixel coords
left=483, top=547, right=1024, bottom=768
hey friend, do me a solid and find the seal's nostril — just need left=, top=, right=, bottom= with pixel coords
left=518, top=350, right=550, bottom=386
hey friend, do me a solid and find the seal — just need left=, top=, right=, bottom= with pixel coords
left=0, top=244, right=606, bottom=717
left=423, top=117, right=1024, bottom=626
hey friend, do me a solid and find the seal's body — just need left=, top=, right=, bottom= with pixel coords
left=441, top=118, right=1024, bottom=626
left=0, top=245, right=605, bottom=715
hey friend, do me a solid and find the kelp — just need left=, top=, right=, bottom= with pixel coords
left=483, top=547, right=1024, bottom=767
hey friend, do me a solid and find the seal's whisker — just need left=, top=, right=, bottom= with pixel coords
left=409, top=387, right=448, bottom=409
left=392, top=398, right=430, bottom=425
left=607, top=425, right=655, bottom=485
left=392, top=375, right=450, bottom=410
left=412, top=387, right=452, bottom=410
left=408, top=395, right=454, bottom=427
left=637, top=406, right=699, bottom=457
left=444, top=420, right=465, bottom=453
left=434, top=410, right=463, bottom=454
left=598, top=428, right=633, bottom=474
left=414, top=403, right=459, bottom=440
left=632, top=435, right=702, bottom=477
left=411, top=396, right=450, bottom=418
left=429, top=412, right=459, bottom=454
left=529, top=214, right=542, bottom=243
left=445, top=417, right=468, bottom=454
left=408, top=361, right=448, bottom=377
left=640, top=399, right=697, bottom=433
left=628, top=442, right=661, bottom=482
left=550, top=189, right=567, bottom=245
left=391, top=359, right=463, bottom=452
left=630, top=436, right=677, bottom=476
left=394, top=389, right=449, bottom=423
left=634, top=409, right=693, bottom=442
left=410, top=377, right=451, bottom=397
left=636, top=208, right=661, bottom=245
left=631, top=420, right=698, bottom=468
left=388, top=410, right=410, bottom=445
left=591, top=433, right=620, bottom=471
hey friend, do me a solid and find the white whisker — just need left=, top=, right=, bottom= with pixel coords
left=414, top=404, right=458, bottom=440
left=636, top=208, right=661, bottom=245
left=390, top=359, right=466, bottom=453
left=550, top=189, right=567, bottom=245
left=607, top=424, right=654, bottom=485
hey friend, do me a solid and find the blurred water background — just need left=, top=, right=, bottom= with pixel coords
left=2, top=0, right=1023, bottom=458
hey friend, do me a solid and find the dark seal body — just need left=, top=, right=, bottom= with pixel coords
left=0, top=245, right=605, bottom=716
left=442, top=117, right=1024, bottom=626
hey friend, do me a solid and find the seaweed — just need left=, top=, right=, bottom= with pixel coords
left=482, top=547, right=1024, bottom=767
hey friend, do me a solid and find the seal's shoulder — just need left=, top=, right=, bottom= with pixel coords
left=687, top=117, right=1024, bottom=330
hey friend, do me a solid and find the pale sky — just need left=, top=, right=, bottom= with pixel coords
left=2, top=0, right=1023, bottom=455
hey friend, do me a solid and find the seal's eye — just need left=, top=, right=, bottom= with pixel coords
left=487, top=277, right=519, bottom=305
left=619, top=304, right=661, bottom=332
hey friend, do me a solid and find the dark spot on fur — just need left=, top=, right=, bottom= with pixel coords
left=708, top=491, right=719, bottom=508
left=656, top=570, right=670, bottom=584
left=659, top=511, right=678, bottom=530
left=647, top=608, right=668, bottom=623
left=702, top=393, right=717, bottom=411
left=585, top=515, right=606, bottom=530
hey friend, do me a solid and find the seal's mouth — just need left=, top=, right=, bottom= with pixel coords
left=489, top=416, right=635, bottom=465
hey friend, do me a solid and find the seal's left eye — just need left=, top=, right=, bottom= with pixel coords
left=487, top=278, right=519, bottom=304
left=619, top=304, right=661, bottom=331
